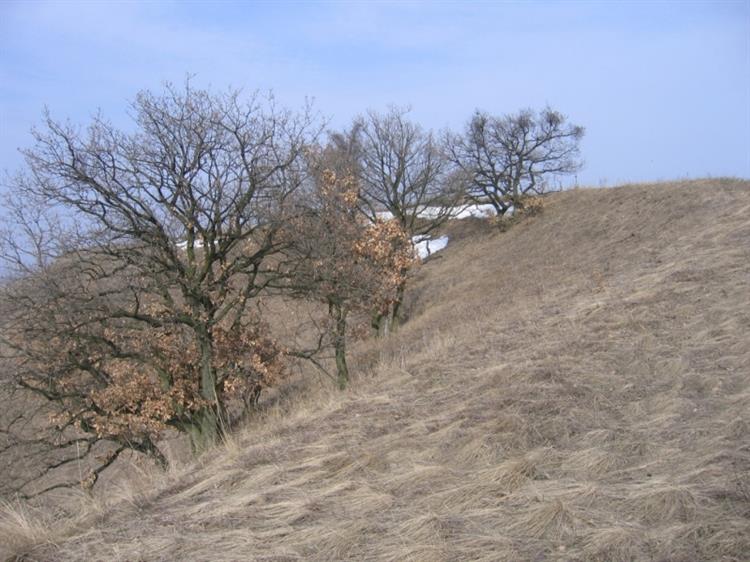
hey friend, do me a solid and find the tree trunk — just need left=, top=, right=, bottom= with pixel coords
left=330, top=301, right=349, bottom=390
left=371, top=310, right=383, bottom=334
left=188, top=326, right=222, bottom=452
left=384, top=282, right=406, bottom=335
left=390, top=282, right=406, bottom=330
left=185, top=406, right=221, bottom=453
left=371, top=309, right=391, bottom=337
left=372, top=280, right=406, bottom=337
left=512, top=164, right=523, bottom=207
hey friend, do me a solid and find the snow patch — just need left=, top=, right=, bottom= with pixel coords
left=451, top=204, right=497, bottom=219
left=176, top=239, right=205, bottom=250
left=412, top=235, right=449, bottom=260
left=375, top=203, right=500, bottom=222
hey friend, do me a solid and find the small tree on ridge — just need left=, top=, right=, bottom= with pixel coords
left=446, top=107, right=584, bottom=214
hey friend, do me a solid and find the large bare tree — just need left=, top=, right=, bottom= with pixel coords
left=0, top=81, right=318, bottom=483
left=446, top=107, right=584, bottom=214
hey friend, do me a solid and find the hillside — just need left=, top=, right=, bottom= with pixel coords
left=3, top=179, right=749, bottom=561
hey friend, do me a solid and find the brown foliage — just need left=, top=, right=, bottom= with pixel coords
left=286, top=168, right=415, bottom=318
left=282, top=167, right=415, bottom=386
left=516, top=195, right=545, bottom=216
left=213, top=324, right=286, bottom=406
left=354, top=218, right=416, bottom=316
left=12, top=304, right=285, bottom=446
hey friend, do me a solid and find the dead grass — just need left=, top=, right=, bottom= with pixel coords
left=2, top=178, right=749, bottom=561
left=0, top=500, right=58, bottom=559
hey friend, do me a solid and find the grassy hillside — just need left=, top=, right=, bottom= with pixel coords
left=3, top=179, right=749, bottom=561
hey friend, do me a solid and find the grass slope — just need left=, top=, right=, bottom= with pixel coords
left=4, top=179, right=750, bottom=561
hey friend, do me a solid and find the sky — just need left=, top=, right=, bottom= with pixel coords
left=0, top=0, right=748, bottom=187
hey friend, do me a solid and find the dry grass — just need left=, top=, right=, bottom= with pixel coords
left=2, top=178, right=749, bottom=561
left=0, top=501, right=59, bottom=559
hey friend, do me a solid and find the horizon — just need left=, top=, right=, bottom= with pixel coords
left=1, top=0, right=749, bottom=187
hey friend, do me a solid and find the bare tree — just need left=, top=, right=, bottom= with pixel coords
left=353, top=107, right=459, bottom=236
left=0, top=81, right=318, bottom=481
left=446, top=107, right=584, bottom=214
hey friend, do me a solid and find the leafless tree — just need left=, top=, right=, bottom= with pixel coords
left=446, top=107, right=584, bottom=214
left=352, top=107, right=460, bottom=236
left=0, top=81, right=318, bottom=487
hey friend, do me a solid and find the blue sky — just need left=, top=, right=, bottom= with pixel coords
left=1, top=0, right=748, bottom=186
